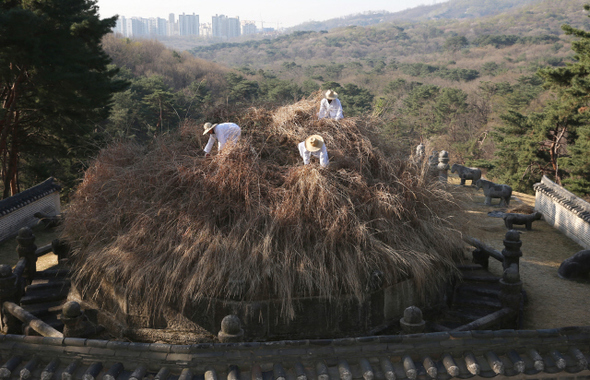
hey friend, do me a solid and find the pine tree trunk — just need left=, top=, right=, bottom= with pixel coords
left=0, top=71, right=25, bottom=198
left=5, top=124, right=19, bottom=198
left=548, top=126, right=567, bottom=185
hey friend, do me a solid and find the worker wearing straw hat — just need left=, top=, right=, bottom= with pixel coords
left=202, top=122, right=241, bottom=156
left=298, top=135, right=329, bottom=167
left=318, top=89, right=343, bottom=120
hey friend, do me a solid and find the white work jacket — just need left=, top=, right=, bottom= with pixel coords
left=203, top=123, right=241, bottom=154
left=298, top=141, right=329, bottom=167
left=318, top=98, right=343, bottom=120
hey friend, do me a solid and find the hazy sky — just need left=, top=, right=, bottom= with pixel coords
left=96, top=0, right=446, bottom=28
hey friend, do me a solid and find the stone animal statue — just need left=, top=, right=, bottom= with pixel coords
left=558, top=250, right=590, bottom=280
left=503, top=211, right=542, bottom=230
left=450, top=163, right=482, bottom=186
left=415, top=143, right=425, bottom=160
left=34, top=212, right=62, bottom=229
left=474, top=179, right=512, bottom=206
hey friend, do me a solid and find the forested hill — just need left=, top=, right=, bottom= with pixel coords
left=190, top=0, right=587, bottom=69
left=288, top=0, right=544, bottom=32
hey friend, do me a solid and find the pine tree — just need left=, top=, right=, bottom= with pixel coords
left=537, top=4, right=590, bottom=195
left=0, top=0, right=126, bottom=197
left=491, top=5, right=590, bottom=196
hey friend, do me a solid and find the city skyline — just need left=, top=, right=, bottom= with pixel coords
left=97, top=0, right=448, bottom=29
left=114, top=13, right=248, bottom=39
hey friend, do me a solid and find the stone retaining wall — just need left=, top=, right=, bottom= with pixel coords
left=534, top=176, right=590, bottom=249
left=72, top=277, right=444, bottom=341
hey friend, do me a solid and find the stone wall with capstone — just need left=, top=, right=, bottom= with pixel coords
left=534, top=175, right=590, bottom=249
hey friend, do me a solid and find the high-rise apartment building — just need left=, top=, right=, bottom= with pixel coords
left=227, top=17, right=240, bottom=38
left=111, top=10, right=258, bottom=39
left=179, top=13, right=199, bottom=36
left=168, top=13, right=178, bottom=36
left=114, top=16, right=127, bottom=36
left=200, top=23, right=212, bottom=37
left=242, top=21, right=257, bottom=35
left=125, top=17, right=148, bottom=37
left=156, top=17, right=167, bottom=36
left=212, top=14, right=241, bottom=39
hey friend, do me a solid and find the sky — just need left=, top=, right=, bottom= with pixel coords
left=96, top=0, right=445, bottom=29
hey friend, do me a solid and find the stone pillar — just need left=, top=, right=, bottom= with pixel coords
left=472, top=248, right=489, bottom=270
left=428, top=150, right=438, bottom=173
left=415, top=143, right=425, bottom=162
left=400, top=306, right=425, bottom=334
left=366, top=270, right=384, bottom=292
left=218, top=315, right=244, bottom=343
left=437, top=150, right=450, bottom=183
left=16, top=227, right=37, bottom=285
left=499, top=231, right=523, bottom=311
left=51, top=239, right=70, bottom=261
left=502, top=230, right=522, bottom=271
left=60, top=301, right=87, bottom=337
left=0, top=265, right=20, bottom=334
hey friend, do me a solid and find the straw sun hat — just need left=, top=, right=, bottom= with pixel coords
left=203, top=122, right=218, bottom=135
left=305, top=135, right=325, bottom=152
left=325, top=90, right=338, bottom=100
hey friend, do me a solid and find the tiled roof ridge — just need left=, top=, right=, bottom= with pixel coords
left=0, top=177, right=61, bottom=216
left=534, top=176, right=590, bottom=223
left=1, top=327, right=589, bottom=380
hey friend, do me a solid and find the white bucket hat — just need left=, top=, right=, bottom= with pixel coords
left=305, top=135, right=325, bottom=152
left=203, top=122, right=217, bottom=135
left=325, top=90, right=338, bottom=100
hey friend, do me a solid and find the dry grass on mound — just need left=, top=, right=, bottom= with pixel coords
left=62, top=92, right=468, bottom=320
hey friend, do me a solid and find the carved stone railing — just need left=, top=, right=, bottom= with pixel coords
left=460, top=230, right=524, bottom=330
left=0, top=227, right=92, bottom=338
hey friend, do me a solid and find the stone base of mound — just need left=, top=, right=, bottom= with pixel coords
left=68, top=277, right=448, bottom=342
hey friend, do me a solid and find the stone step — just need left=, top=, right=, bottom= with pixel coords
left=456, top=264, right=486, bottom=271
left=447, top=308, right=496, bottom=323
left=455, top=284, right=501, bottom=299
left=26, top=279, right=70, bottom=293
left=461, top=272, right=501, bottom=283
left=35, top=268, right=70, bottom=279
left=21, top=300, right=65, bottom=318
left=452, top=296, right=503, bottom=310
left=20, top=287, right=69, bottom=305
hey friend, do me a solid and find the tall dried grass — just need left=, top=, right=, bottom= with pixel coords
left=62, top=92, right=467, bottom=320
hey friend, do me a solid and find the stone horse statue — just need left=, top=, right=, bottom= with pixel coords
left=503, top=211, right=542, bottom=230
left=450, top=163, right=482, bottom=186
left=474, top=179, right=512, bottom=206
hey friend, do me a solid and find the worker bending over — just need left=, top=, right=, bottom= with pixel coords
left=298, top=135, right=329, bottom=167
left=203, top=122, right=241, bottom=156
left=318, top=90, right=343, bottom=120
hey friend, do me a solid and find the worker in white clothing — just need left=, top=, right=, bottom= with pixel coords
left=298, top=135, right=329, bottom=167
left=318, top=89, right=343, bottom=120
left=202, top=122, right=241, bottom=156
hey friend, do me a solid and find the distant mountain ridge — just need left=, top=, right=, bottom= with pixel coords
left=190, top=0, right=588, bottom=69
left=288, top=0, right=547, bottom=32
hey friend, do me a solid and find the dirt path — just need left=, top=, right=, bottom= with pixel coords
left=457, top=180, right=590, bottom=328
